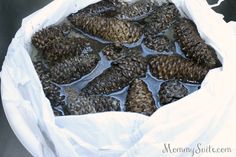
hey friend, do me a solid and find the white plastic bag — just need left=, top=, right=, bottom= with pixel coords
left=1, top=0, right=236, bottom=157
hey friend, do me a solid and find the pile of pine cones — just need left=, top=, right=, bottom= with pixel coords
left=31, top=0, right=221, bottom=116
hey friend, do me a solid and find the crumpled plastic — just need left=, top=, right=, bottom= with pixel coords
left=1, top=0, right=236, bottom=157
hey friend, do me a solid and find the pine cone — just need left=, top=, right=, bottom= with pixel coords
left=50, top=53, right=100, bottom=84
left=31, top=23, right=71, bottom=51
left=65, top=87, right=120, bottom=115
left=149, top=55, right=209, bottom=84
left=116, top=0, right=157, bottom=21
left=158, top=80, right=188, bottom=106
left=144, top=3, right=180, bottom=35
left=68, top=15, right=142, bottom=44
left=102, top=44, right=129, bottom=60
left=126, top=79, right=157, bottom=116
left=42, top=36, right=92, bottom=65
left=81, top=52, right=147, bottom=95
left=33, top=61, right=65, bottom=107
left=174, top=18, right=221, bottom=69
left=143, top=34, right=174, bottom=53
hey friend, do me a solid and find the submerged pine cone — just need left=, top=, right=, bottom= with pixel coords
left=32, top=23, right=71, bottom=51
left=143, top=34, right=174, bottom=53
left=43, top=36, right=92, bottom=64
left=81, top=51, right=147, bottom=95
left=68, top=15, right=142, bottom=44
left=126, top=79, right=157, bottom=116
left=33, top=61, right=65, bottom=107
left=144, top=3, right=180, bottom=35
left=65, top=87, right=120, bottom=115
left=158, top=80, right=188, bottom=106
left=102, top=44, right=130, bottom=60
left=50, top=53, right=100, bottom=84
left=64, top=88, right=95, bottom=115
left=116, top=0, right=157, bottom=21
left=149, top=55, right=209, bottom=84
left=174, top=18, right=221, bottom=69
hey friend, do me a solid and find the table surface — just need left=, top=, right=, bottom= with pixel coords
left=0, top=0, right=235, bottom=156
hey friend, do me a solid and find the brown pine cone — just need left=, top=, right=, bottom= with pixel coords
left=68, top=15, right=142, bottom=44
left=102, top=44, right=130, bottom=60
left=33, top=61, right=65, bottom=107
left=50, top=53, right=100, bottom=84
left=116, top=0, right=157, bottom=21
left=144, top=3, right=180, bottom=35
left=42, top=36, right=93, bottom=65
left=174, top=18, right=221, bottom=69
left=158, top=80, right=188, bottom=106
left=66, top=97, right=97, bottom=115
left=63, top=87, right=96, bottom=115
left=31, top=23, right=71, bottom=51
left=81, top=52, right=147, bottom=95
left=149, top=55, right=209, bottom=84
left=126, top=79, right=157, bottom=116
left=143, top=34, right=174, bottom=53
left=65, top=87, right=120, bottom=115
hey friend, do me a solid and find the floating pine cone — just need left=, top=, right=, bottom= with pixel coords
left=50, top=53, right=100, bottom=84
left=32, top=23, right=71, bottom=51
left=43, top=36, right=92, bottom=65
left=33, top=61, right=65, bottom=107
left=116, top=0, right=157, bottom=21
left=143, top=34, right=174, bottom=53
left=65, top=87, right=120, bottom=115
left=102, top=44, right=130, bottom=60
left=174, top=18, right=221, bottom=69
left=144, top=3, right=180, bottom=35
left=68, top=15, right=142, bottom=44
left=158, top=80, right=188, bottom=106
left=149, top=55, right=209, bottom=84
left=81, top=52, right=147, bottom=95
left=126, top=79, right=157, bottom=116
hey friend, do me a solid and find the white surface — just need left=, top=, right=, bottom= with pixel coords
left=1, top=0, right=236, bottom=157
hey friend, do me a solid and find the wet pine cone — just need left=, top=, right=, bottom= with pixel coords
left=126, top=79, right=157, bottom=116
left=31, top=23, right=71, bottom=51
left=33, top=61, right=65, bottom=107
left=81, top=52, right=147, bottom=95
left=68, top=15, right=142, bottom=44
left=143, top=34, right=174, bottom=53
left=158, top=80, right=188, bottom=106
left=116, top=0, right=157, bottom=21
left=50, top=53, right=100, bottom=84
left=65, top=87, right=120, bottom=115
left=43, top=36, right=93, bottom=65
left=149, top=55, right=209, bottom=84
left=174, top=18, right=221, bottom=69
left=144, top=3, right=180, bottom=35
left=102, top=44, right=129, bottom=61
